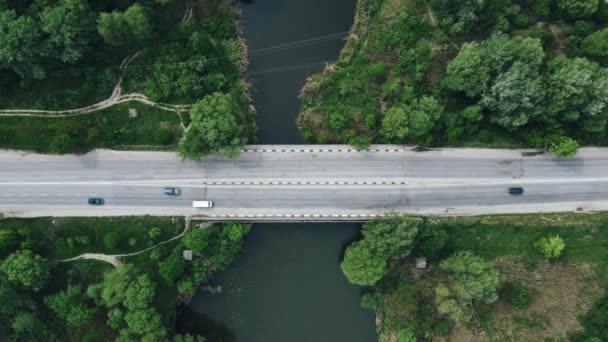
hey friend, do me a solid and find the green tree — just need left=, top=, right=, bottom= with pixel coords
left=205, top=223, right=251, bottom=271
left=0, top=275, right=25, bottom=315
left=397, top=328, right=416, bottom=342
left=184, top=228, right=212, bottom=253
left=104, top=231, right=121, bottom=250
left=380, top=105, right=410, bottom=143
left=124, top=308, right=163, bottom=335
left=87, top=264, right=135, bottom=307
left=582, top=28, right=608, bottom=59
left=408, top=96, right=442, bottom=138
left=1, top=250, right=49, bottom=290
left=558, top=0, right=598, bottom=18
left=0, top=10, right=47, bottom=79
left=435, top=251, right=502, bottom=321
left=443, top=42, right=489, bottom=97
left=107, top=307, right=124, bottom=329
left=0, top=228, right=17, bottom=256
left=361, top=214, right=419, bottom=260
left=44, top=285, right=96, bottom=326
left=545, top=57, right=608, bottom=132
left=97, top=11, right=129, bottom=46
left=549, top=136, right=579, bottom=158
left=534, top=235, right=565, bottom=260
left=123, top=4, right=153, bottom=42
left=178, top=93, right=243, bottom=159
left=39, top=0, right=94, bottom=64
left=415, top=226, right=449, bottom=258
left=158, top=249, right=186, bottom=285
left=124, top=275, right=155, bottom=310
left=97, top=4, right=152, bottom=47
left=341, top=241, right=386, bottom=286
left=480, top=62, right=544, bottom=129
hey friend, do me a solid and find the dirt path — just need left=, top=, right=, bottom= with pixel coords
left=56, top=218, right=212, bottom=267
left=0, top=49, right=191, bottom=133
left=182, top=2, right=194, bottom=23
left=425, top=2, right=438, bottom=27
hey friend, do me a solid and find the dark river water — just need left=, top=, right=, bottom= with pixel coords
left=186, top=224, right=377, bottom=342
left=182, top=0, right=377, bottom=340
left=241, top=0, right=356, bottom=144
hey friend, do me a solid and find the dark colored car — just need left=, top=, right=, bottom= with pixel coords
left=163, top=187, right=182, bottom=196
left=508, top=187, right=524, bottom=195
left=88, top=198, right=105, bottom=205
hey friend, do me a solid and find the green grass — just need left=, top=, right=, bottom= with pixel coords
left=434, top=213, right=608, bottom=262
left=0, top=102, right=183, bottom=153
left=0, top=216, right=185, bottom=259
left=430, top=213, right=608, bottom=286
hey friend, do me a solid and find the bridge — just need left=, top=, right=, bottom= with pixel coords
left=1, top=145, right=607, bottom=220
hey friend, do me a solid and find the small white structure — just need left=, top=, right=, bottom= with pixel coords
left=415, top=258, right=427, bottom=269
left=182, top=250, right=193, bottom=261
left=128, top=108, right=138, bottom=118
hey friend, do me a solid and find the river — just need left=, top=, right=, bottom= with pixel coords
left=183, top=0, right=377, bottom=340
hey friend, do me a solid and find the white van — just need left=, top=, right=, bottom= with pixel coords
left=192, top=201, right=213, bottom=208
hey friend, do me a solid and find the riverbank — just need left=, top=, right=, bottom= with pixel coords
left=0, top=216, right=250, bottom=341
left=297, top=0, right=608, bottom=151
left=340, top=213, right=608, bottom=341
left=0, top=0, right=257, bottom=155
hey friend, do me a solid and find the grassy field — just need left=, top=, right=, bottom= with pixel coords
left=0, top=102, right=183, bottom=153
left=433, top=213, right=608, bottom=340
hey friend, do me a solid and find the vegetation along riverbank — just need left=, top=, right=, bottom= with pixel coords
left=0, top=216, right=251, bottom=341
left=299, top=0, right=608, bottom=156
left=340, top=212, right=608, bottom=341
left=0, top=0, right=256, bottom=157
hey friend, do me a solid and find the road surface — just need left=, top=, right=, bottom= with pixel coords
left=1, top=145, right=607, bottom=219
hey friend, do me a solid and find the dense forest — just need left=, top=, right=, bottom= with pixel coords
left=299, top=0, right=608, bottom=155
left=340, top=213, right=608, bottom=341
left=0, top=0, right=255, bottom=157
left=0, top=217, right=250, bottom=341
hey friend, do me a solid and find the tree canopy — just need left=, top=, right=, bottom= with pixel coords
left=1, top=249, right=49, bottom=290
left=340, top=241, right=387, bottom=286
left=178, top=92, right=244, bottom=159
left=44, top=285, right=96, bottom=326
left=97, top=4, right=153, bottom=47
left=435, top=251, right=502, bottom=321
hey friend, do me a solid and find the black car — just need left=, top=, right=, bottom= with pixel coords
left=88, top=198, right=105, bottom=205
left=508, top=187, right=524, bottom=195
left=163, top=187, right=182, bottom=196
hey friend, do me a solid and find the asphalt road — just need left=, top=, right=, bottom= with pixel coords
left=1, top=146, right=607, bottom=219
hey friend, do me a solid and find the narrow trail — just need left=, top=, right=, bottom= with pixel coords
left=182, top=2, right=194, bottom=23
left=0, top=50, right=192, bottom=122
left=57, top=218, right=211, bottom=267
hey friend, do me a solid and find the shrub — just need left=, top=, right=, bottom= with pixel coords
left=148, top=227, right=161, bottom=241
left=51, top=134, right=75, bottom=154
left=364, top=114, right=376, bottom=128
left=501, top=280, right=533, bottom=309
left=415, top=226, right=448, bottom=258
left=478, top=129, right=494, bottom=144
left=329, top=112, right=347, bottom=131
left=549, top=137, right=579, bottom=158
left=535, top=235, right=565, bottom=260
left=104, top=232, right=121, bottom=250
left=366, top=62, right=387, bottom=82
left=359, top=293, right=377, bottom=310
left=349, top=136, right=372, bottom=150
